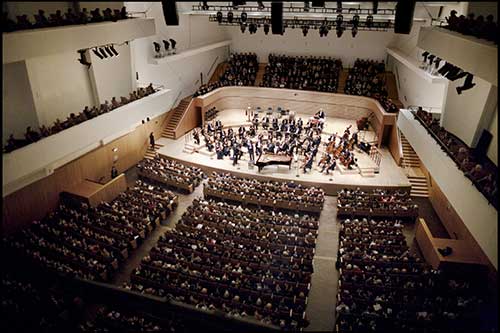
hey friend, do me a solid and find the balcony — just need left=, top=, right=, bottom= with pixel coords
left=3, top=88, right=172, bottom=196
left=397, top=109, right=497, bottom=269
left=417, top=26, right=497, bottom=86
left=3, top=18, right=156, bottom=64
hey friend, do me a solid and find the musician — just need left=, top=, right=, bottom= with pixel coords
left=193, top=129, right=200, bottom=145
left=352, top=131, right=358, bottom=146
left=207, top=122, right=215, bottom=133
left=297, top=118, right=303, bottom=129
left=215, top=119, right=222, bottom=130
left=256, top=140, right=263, bottom=157
left=302, top=153, right=314, bottom=173
left=232, top=144, right=241, bottom=166
left=316, top=109, right=325, bottom=119
left=318, top=152, right=331, bottom=169
left=238, top=126, right=245, bottom=139
left=216, top=143, right=224, bottom=159
left=325, top=158, right=337, bottom=175
left=262, top=116, right=270, bottom=129
left=246, top=139, right=255, bottom=162
left=272, top=118, right=279, bottom=131
left=252, top=115, right=259, bottom=130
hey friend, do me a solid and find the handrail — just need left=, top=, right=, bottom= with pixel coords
left=173, top=97, right=195, bottom=138
left=369, top=145, right=382, bottom=168
left=206, top=56, right=220, bottom=78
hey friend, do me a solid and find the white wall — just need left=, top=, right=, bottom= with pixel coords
left=2, top=61, right=40, bottom=145
left=388, top=55, right=447, bottom=110
left=25, top=50, right=96, bottom=126
left=89, top=43, right=134, bottom=104
left=125, top=1, right=230, bottom=100
left=226, top=27, right=395, bottom=66
left=487, top=106, right=497, bottom=165
left=441, top=75, right=495, bottom=146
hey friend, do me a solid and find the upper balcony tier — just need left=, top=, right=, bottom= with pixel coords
left=2, top=88, right=172, bottom=197
left=397, top=109, right=497, bottom=269
left=3, top=18, right=156, bottom=64
left=417, top=26, right=497, bottom=86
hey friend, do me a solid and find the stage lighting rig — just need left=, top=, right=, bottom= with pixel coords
left=302, top=25, right=309, bottom=36
left=241, top=11, right=247, bottom=23
left=99, top=47, right=108, bottom=58
left=264, top=23, right=270, bottom=34
left=77, top=49, right=91, bottom=67
left=92, top=48, right=104, bottom=59
left=366, top=14, right=374, bottom=28
left=110, top=44, right=119, bottom=56
left=216, top=11, right=223, bottom=23
left=240, top=22, right=246, bottom=33
left=227, top=11, right=234, bottom=23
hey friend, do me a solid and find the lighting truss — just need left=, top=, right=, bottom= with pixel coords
left=208, top=15, right=394, bottom=31
left=193, top=4, right=395, bottom=16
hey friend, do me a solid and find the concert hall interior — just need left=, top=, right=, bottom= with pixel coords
left=2, top=1, right=498, bottom=332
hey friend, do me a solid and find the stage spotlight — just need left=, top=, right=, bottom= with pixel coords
left=264, top=23, right=270, bottom=34
left=240, top=23, right=246, bottom=33
left=99, top=47, right=108, bottom=58
left=456, top=73, right=475, bottom=94
left=366, top=15, right=373, bottom=28
left=110, top=44, right=119, bottom=56
left=216, top=11, right=223, bottom=23
left=104, top=46, right=114, bottom=57
left=92, top=48, right=104, bottom=59
left=302, top=25, right=309, bottom=36
left=336, top=26, right=344, bottom=38
left=351, top=26, right=358, bottom=37
left=169, top=39, right=177, bottom=49
left=228, top=11, right=234, bottom=23
left=77, top=49, right=91, bottom=67
left=336, top=14, right=343, bottom=25
left=241, top=12, right=247, bottom=23
left=352, top=14, right=359, bottom=26
left=257, top=1, right=265, bottom=10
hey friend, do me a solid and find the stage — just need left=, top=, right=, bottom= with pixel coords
left=156, top=109, right=411, bottom=195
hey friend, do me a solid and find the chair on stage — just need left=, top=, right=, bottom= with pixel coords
left=266, top=107, right=273, bottom=116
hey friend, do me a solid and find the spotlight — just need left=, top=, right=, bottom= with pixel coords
left=240, top=23, right=246, bottom=33
left=366, top=15, right=373, bottom=28
left=241, top=12, right=247, bottom=23
left=257, top=1, right=265, bottom=10
left=336, top=14, right=343, bottom=25
left=99, top=47, right=108, bottom=58
left=163, top=39, right=170, bottom=51
left=456, top=73, right=475, bottom=94
left=104, top=46, right=114, bottom=57
left=264, top=23, right=270, bottom=34
left=227, top=11, right=234, bottom=23
left=352, top=14, right=359, bottom=27
left=302, top=25, right=309, bottom=36
left=352, top=26, right=358, bottom=37
left=77, top=49, right=91, bottom=67
left=110, top=44, right=119, bottom=56
left=169, top=39, right=177, bottom=50
left=92, top=48, right=104, bottom=59
left=216, top=11, right=223, bottom=23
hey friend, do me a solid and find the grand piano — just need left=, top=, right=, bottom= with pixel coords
left=255, top=153, right=293, bottom=172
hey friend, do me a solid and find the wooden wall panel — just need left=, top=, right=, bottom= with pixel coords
left=89, top=174, right=128, bottom=206
left=388, top=125, right=402, bottom=165
left=175, top=102, right=202, bottom=139
left=2, top=113, right=167, bottom=235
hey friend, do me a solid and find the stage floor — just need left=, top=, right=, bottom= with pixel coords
left=157, top=109, right=410, bottom=195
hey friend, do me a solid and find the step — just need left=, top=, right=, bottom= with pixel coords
left=411, top=192, right=429, bottom=198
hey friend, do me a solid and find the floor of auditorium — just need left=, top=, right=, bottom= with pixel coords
left=156, top=109, right=410, bottom=193
left=110, top=167, right=449, bottom=331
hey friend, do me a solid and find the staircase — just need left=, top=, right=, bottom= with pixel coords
left=144, top=143, right=163, bottom=160
left=254, top=63, right=267, bottom=86
left=401, top=133, right=420, bottom=168
left=161, top=96, right=192, bottom=139
left=400, top=132, right=429, bottom=197
left=337, top=69, right=349, bottom=93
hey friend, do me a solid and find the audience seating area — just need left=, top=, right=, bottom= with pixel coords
left=261, top=54, right=342, bottom=93
left=344, top=59, right=399, bottom=113
left=136, top=156, right=205, bottom=193
left=443, top=10, right=497, bottom=43
left=337, top=188, right=419, bottom=220
left=2, top=179, right=177, bottom=282
left=414, top=108, right=498, bottom=208
left=124, top=197, right=320, bottom=329
left=193, top=53, right=258, bottom=97
left=3, top=6, right=129, bottom=33
left=205, top=172, right=325, bottom=213
left=4, top=83, right=157, bottom=153
left=335, top=217, right=486, bottom=332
